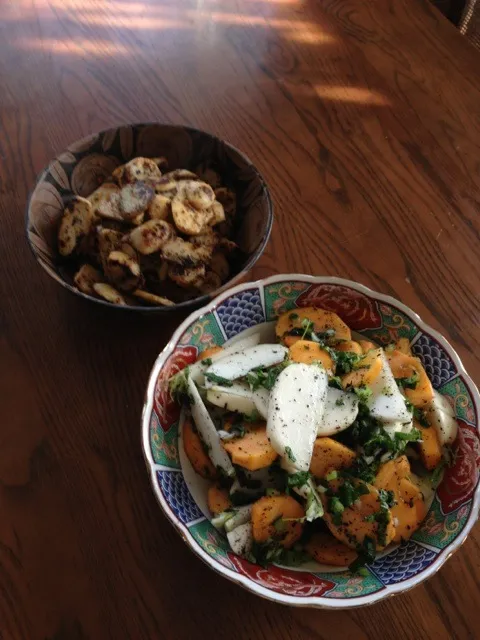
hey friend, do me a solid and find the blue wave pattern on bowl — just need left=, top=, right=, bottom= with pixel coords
left=216, top=288, right=265, bottom=338
left=156, top=471, right=203, bottom=525
left=412, top=333, right=457, bottom=388
left=369, top=541, right=438, bottom=585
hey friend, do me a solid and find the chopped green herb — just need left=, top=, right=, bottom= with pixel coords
left=246, top=360, right=289, bottom=392
left=375, top=489, right=395, bottom=546
left=335, top=397, right=345, bottom=407
left=328, top=376, right=343, bottom=390
left=335, top=351, right=362, bottom=375
left=404, top=398, right=414, bottom=413
left=353, top=385, right=372, bottom=403
left=266, top=488, right=279, bottom=497
left=247, top=541, right=309, bottom=567
left=287, top=471, right=311, bottom=489
left=364, top=514, right=376, bottom=523
left=204, top=372, right=233, bottom=387
left=304, top=480, right=324, bottom=521
left=201, top=357, right=213, bottom=366
left=289, top=312, right=299, bottom=320
left=285, top=446, right=296, bottom=463
left=273, top=516, right=286, bottom=533
left=329, top=496, right=345, bottom=525
left=325, top=470, right=338, bottom=481
left=244, top=410, right=261, bottom=423
left=414, top=407, right=430, bottom=427
left=395, top=372, right=420, bottom=390
left=349, top=535, right=376, bottom=572
left=168, top=367, right=192, bottom=406
left=430, top=461, right=445, bottom=486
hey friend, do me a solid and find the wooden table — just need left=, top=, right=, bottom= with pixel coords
left=1, top=0, right=480, bottom=637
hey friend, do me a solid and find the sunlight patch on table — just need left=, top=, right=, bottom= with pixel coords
left=17, top=38, right=132, bottom=56
left=314, top=85, right=390, bottom=106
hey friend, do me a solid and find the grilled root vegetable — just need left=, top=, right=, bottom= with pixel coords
left=288, top=340, right=333, bottom=370
left=310, top=438, right=356, bottom=479
left=335, top=341, right=363, bottom=356
left=119, top=181, right=154, bottom=219
left=252, top=495, right=305, bottom=549
left=161, top=237, right=212, bottom=266
left=93, top=282, right=126, bottom=305
left=131, top=290, right=174, bottom=306
left=88, top=182, right=122, bottom=220
left=322, top=481, right=396, bottom=550
left=168, top=263, right=206, bottom=288
left=73, top=264, right=102, bottom=294
left=121, top=157, right=162, bottom=185
left=276, top=307, right=351, bottom=341
left=183, top=417, right=217, bottom=480
left=172, top=196, right=210, bottom=235
left=179, top=180, right=215, bottom=210
left=148, top=194, right=172, bottom=220
left=341, top=348, right=383, bottom=388
left=58, top=196, right=94, bottom=256
left=223, top=421, right=278, bottom=471
left=306, top=532, right=358, bottom=566
left=386, top=350, right=434, bottom=407
left=128, top=220, right=174, bottom=255
left=105, top=250, right=142, bottom=291
left=207, top=484, right=232, bottom=515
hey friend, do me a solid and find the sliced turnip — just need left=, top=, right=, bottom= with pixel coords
left=206, top=382, right=257, bottom=415
left=383, top=417, right=413, bottom=438
left=206, top=381, right=270, bottom=419
left=224, top=504, right=253, bottom=533
left=189, top=333, right=261, bottom=384
left=226, top=522, right=253, bottom=556
left=205, top=344, right=288, bottom=385
left=367, top=351, right=412, bottom=423
left=293, top=478, right=324, bottom=521
left=267, top=363, right=328, bottom=472
left=187, top=377, right=235, bottom=477
left=426, top=390, right=458, bottom=445
left=318, top=388, right=359, bottom=436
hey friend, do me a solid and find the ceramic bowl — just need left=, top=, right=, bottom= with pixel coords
left=26, top=123, right=273, bottom=311
left=142, top=275, right=480, bottom=608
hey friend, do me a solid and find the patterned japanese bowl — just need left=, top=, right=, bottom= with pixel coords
left=142, top=274, right=480, bottom=608
left=26, top=123, right=272, bottom=311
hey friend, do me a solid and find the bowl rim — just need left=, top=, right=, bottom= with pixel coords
left=141, top=273, right=480, bottom=608
left=25, top=121, right=274, bottom=312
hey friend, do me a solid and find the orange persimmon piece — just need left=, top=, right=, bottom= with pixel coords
left=196, top=345, right=223, bottom=362
left=395, top=337, right=412, bottom=356
left=283, top=335, right=301, bottom=347
left=374, top=456, right=410, bottom=492
left=276, top=307, right=351, bottom=341
left=183, top=417, right=217, bottom=480
left=289, top=340, right=333, bottom=370
left=207, top=484, right=232, bottom=515
left=416, top=421, right=442, bottom=471
left=341, top=348, right=383, bottom=388
left=387, top=350, right=434, bottom=407
left=335, top=340, right=363, bottom=356
left=223, top=421, right=277, bottom=471
left=310, top=438, right=356, bottom=479
left=252, top=495, right=305, bottom=549
left=306, top=532, right=358, bottom=566
left=358, top=340, right=376, bottom=353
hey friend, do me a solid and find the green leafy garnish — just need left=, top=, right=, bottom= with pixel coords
left=395, top=372, right=420, bottom=390
left=247, top=541, right=309, bottom=567
left=289, top=312, right=299, bottom=320
left=169, top=367, right=192, bottom=406
left=325, top=470, right=338, bottom=481
left=329, top=496, right=345, bottom=525
left=244, top=410, right=261, bottom=423
left=273, top=516, right=286, bottom=533
left=285, top=446, right=296, bottom=463
left=349, top=536, right=376, bottom=572
left=335, top=351, right=362, bottom=375
left=201, top=357, right=213, bottom=366
left=304, top=479, right=324, bottom=521
left=353, top=385, right=372, bottom=403
left=375, top=489, right=395, bottom=546
left=414, top=407, right=430, bottom=427
left=246, top=361, right=287, bottom=392
left=287, top=471, right=311, bottom=489
left=328, top=376, right=343, bottom=390
left=204, top=372, right=233, bottom=387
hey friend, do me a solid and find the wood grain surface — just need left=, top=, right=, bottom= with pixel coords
left=1, top=0, right=480, bottom=638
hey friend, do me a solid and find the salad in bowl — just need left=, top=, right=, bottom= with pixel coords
left=142, top=275, right=480, bottom=607
left=168, top=307, right=457, bottom=571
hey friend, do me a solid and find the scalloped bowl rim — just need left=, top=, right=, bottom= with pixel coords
left=141, top=274, right=480, bottom=608
left=25, top=122, right=274, bottom=313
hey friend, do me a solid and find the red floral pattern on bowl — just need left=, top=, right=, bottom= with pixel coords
left=296, top=283, right=382, bottom=330
left=153, top=346, right=197, bottom=431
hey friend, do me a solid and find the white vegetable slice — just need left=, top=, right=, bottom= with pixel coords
left=226, top=522, right=253, bottom=556
left=383, top=418, right=413, bottom=438
left=252, top=387, right=270, bottom=419
left=205, top=344, right=288, bottom=384
left=188, top=333, right=261, bottom=385
left=207, top=383, right=257, bottom=416
left=318, top=388, right=359, bottom=436
left=367, top=351, right=412, bottom=423
left=187, top=377, right=235, bottom=477
left=224, top=504, right=253, bottom=533
left=267, top=363, right=328, bottom=472
left=426, top=390, right=458, bottom=445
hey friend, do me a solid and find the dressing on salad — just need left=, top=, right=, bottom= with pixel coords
left=170, top=307, right=458, bottom=570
